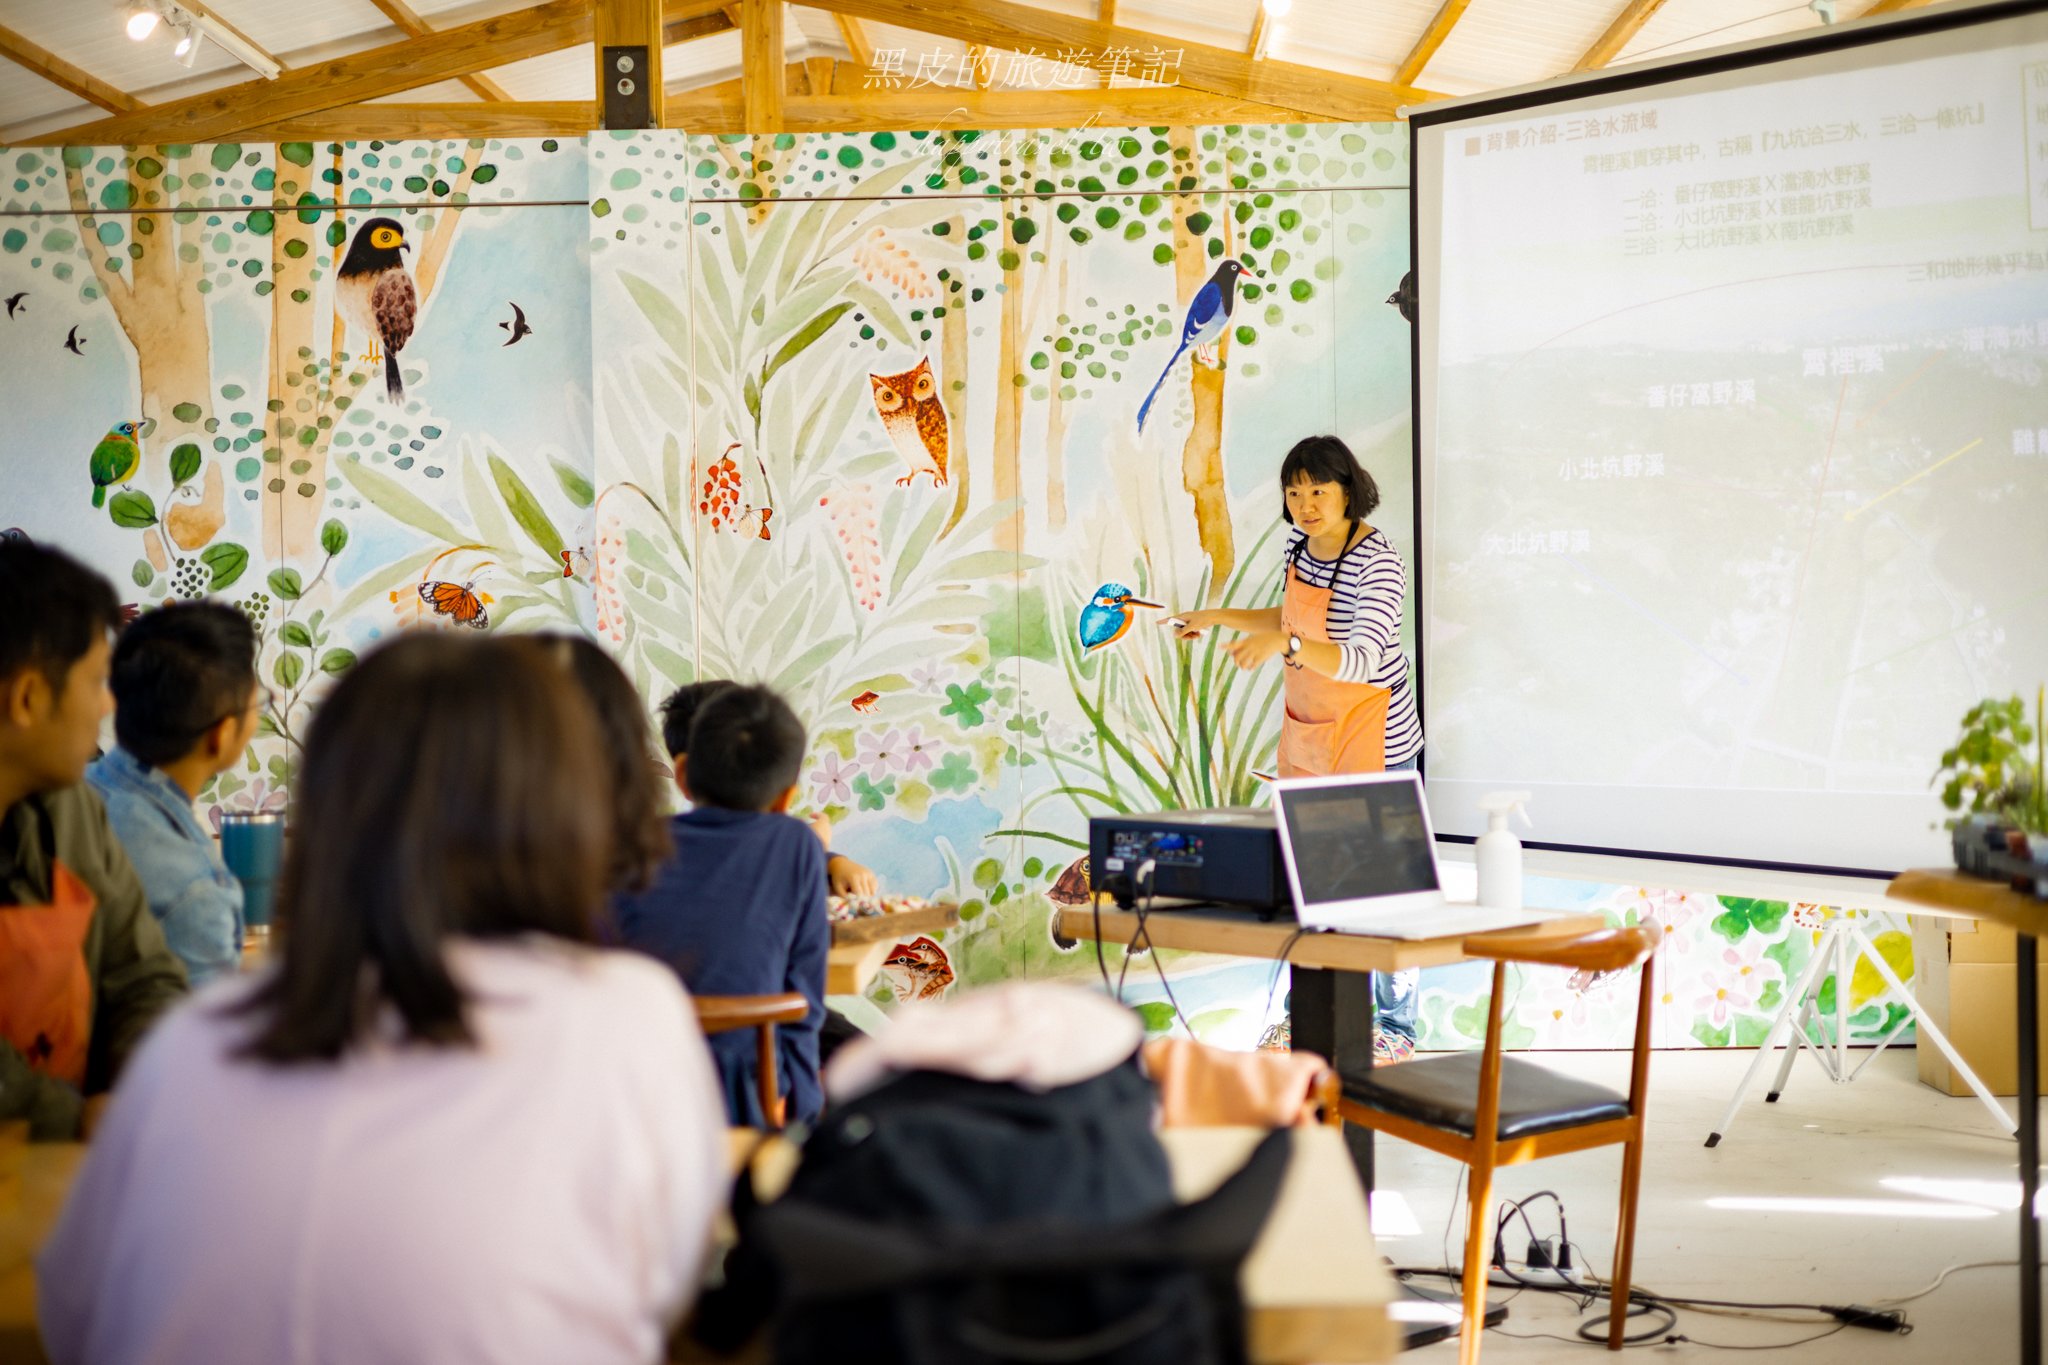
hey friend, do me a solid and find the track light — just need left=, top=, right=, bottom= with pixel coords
left=124, top=3, right=160, bottom=41
left=1264, top=0, right=1293, bottom=16
left=172, top=21, right=202, bottom=67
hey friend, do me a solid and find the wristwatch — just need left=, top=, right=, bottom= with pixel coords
left=1283, top=633, right=1303, bottom=661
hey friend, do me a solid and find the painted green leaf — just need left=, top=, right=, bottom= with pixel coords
left=280, top=621, right=314, bottom=648
left=200, top=541, right=248, bottom=589
left=488, top=453, right=564, bottom=563
left=1135, top=1001, right=1176, bottom=1035
left=274, top=651, right=304, bottom=690
left=550, top=456, right=594, bottom=508
left=268, top=568, right=304, bottom=600
left=972, top=858, right=1003, bottom=891
left=109, top=491, right=157, bottom=528
left=130, top=560, right=154, bottom=587
left=169, top=442, right=202, bottom=486
left=762, top=301, right=854, bottom=393
left=337, top=455, right=468, bottom=547
left=318, top=648, right=356, bottom=675
left=319, top=519, right=348, bottom=556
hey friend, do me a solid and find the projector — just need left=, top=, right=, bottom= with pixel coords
left=1088, top=807, right=1288, bottom=911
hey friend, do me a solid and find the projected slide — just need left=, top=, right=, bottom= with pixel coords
left=1421, top=15, right=2048, bottom=870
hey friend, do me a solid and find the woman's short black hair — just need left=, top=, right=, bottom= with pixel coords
left=234, top=633, right=612, bottom=1064
left=1279, top=435, right=1379, bottom=524
left=110, top=602, right=258, bottom=768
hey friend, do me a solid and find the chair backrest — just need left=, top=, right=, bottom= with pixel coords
left=1459, top=925, right=1661, bottom=1134
left=695, top=993, right=810, bottom=1130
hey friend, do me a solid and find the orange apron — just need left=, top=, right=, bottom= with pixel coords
left=0, top=860, right=96, bottom=1086
left=1276, top=530, right=1392, bottom=778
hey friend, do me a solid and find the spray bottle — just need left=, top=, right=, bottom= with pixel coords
left=1475, top=792, right=1533, bottom=910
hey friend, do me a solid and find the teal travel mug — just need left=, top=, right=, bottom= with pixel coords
left=219, top=812, right=285, bottom=931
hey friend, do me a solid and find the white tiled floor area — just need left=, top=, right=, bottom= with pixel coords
left=1371, top=1048, right=2030, bottom=1362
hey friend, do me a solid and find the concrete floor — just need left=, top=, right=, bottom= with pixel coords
left=1370, top=1048, right=2030, bottom=1362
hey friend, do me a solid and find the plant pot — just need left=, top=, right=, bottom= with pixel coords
left=2007, top=828, right=2034, bottom=891
left=2031, top=833, right=2048, bottom=899
left=1957, top=814, right=2003, bottom=876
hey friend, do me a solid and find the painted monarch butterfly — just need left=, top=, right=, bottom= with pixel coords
left=418, top=580, right=488, bottom=629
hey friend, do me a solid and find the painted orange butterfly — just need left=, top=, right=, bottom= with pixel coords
left=418, top=580, right=488, bottom=629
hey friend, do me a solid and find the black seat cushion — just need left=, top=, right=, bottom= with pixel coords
left=1342, top=1053, right=1629, bottom=1141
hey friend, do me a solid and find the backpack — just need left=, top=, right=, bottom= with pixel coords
left=695, top=1055, right=1289, bottom=1365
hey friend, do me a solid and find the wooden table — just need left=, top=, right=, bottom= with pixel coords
left=0, top=1134, right=83, bottom=1365
left=711, top=1124, right=1397, bottom=1364
left=2, top=1126, right=1396, bottom=1365
left=1889, top=869, right=2048, bottom=1365
left=1057, top=900, right=1606, bottom=1195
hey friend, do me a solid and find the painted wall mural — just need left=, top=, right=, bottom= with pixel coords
left=0, top=127, right=1914, bottom=1052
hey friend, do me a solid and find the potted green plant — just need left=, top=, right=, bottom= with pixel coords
left=1932, top=693, right=2034, bottom=875
left=1998, top=686, right=2048, bottom=896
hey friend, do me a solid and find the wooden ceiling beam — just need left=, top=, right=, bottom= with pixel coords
left=1099, top=0, right=1116, bottom=86
left=834, top=14, right=874, bottom=70
left=234, top=102, right=598, bottom=140
left=802, top=0, right=1439, bottom=120
left=1571, top=0, right=1671, bottom=72
left=0, top=24, right=141, bottom=113
left=363, top=0, right=512, bottom=101
left=597, top=0, right=666, bottom=125
left=664, top=77, right=1340, bottom=134
left=26, top=0, right=592, bottom=147
left=1861, top=0, right=1939, bottom=12
left=1396, top=0, right=1471, bottom=87
left=1245, top=8, right=1269, bottom=59
left=742, top=0, right=785, bottom=129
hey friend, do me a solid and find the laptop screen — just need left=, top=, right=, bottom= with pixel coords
left=1276, top=775, right=1441, bottom=906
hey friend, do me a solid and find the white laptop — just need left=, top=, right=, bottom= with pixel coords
left=1271, top=772, right=1548, bottom=939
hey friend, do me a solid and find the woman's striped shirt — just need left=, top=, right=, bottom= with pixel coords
left=1281, top=524, right=1424, bottom=766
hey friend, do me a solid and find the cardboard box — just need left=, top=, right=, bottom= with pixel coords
left=1913, top=916, right=2046, bottom=1096
left=1947, top=916, right=2020, bottom=965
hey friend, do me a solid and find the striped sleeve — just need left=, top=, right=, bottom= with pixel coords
left=1330, top=548, right=1405, bottom=684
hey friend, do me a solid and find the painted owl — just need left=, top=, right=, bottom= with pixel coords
left=869, top=356, right=949, bottom=489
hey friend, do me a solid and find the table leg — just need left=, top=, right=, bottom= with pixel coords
left=2020, top=934, right=2040, bottom=1365
left=1290, top=966, right=1378, bottom=1195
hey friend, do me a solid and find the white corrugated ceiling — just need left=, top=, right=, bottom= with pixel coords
left=0, top=0, right=1973, bottom=143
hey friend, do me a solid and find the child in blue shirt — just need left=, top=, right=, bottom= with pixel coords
left=614, top=683, right=830, bottom=1128
left=87, top=602, right=264, bottom=986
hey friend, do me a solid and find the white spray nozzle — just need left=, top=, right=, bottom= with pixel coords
left=1478, top=790, right=1533, bottom=831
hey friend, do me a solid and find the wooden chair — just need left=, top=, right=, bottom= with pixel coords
left=693, top=993, right=810, bottom=1130
left=1337, top=925, right=1659, bottom=1364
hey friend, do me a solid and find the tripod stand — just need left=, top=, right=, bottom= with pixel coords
left=1706, top=910, right=2014, bottom=1146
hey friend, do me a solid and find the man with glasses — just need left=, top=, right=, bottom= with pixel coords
left=88, top=602, right=267, bottom=987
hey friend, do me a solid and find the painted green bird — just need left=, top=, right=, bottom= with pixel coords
left=89, top=421, right=143, bottom=509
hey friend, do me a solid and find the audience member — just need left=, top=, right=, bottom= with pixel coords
left=537, top=632, right=673, bottom=894
left=87, top=602, right=262, bottom=986
left=660, top=679, right=879, bottom=896
left=0, top=542, right=187, bottom=1140
left=38, top=633, right=728, bottom=1363
left=617, top=683, right=829, bottom=1128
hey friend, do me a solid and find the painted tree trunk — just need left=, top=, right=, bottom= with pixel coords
left=940, top=215, right=972, bottom=539
left=1043, top=254, right=1071, bottom=532
left=989, top=205, right=1025, bottom=555
left=1169, top=133, right=1236, bottom=603
left=266, top=180, right=323, bottom=561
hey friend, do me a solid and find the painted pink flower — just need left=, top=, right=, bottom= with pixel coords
left=810, top=751, right=856, bottom=806
left=858, top=727, right=904, bottom=772
left=900, top=725, right=936, bottom=774
left=1695, top=942, right=1766, bottom=1029
left=910, top=660, right=952, bottom=694
left=1614, top=886, right=1708, bottom=948
left=206, top=778, right=288, bottom=834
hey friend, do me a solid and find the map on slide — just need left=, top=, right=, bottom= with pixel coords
left=1423, top=18, right=2048, bottom=869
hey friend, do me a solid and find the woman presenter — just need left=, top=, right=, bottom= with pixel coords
left=1174, top=434, right=1423, bottom=1062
